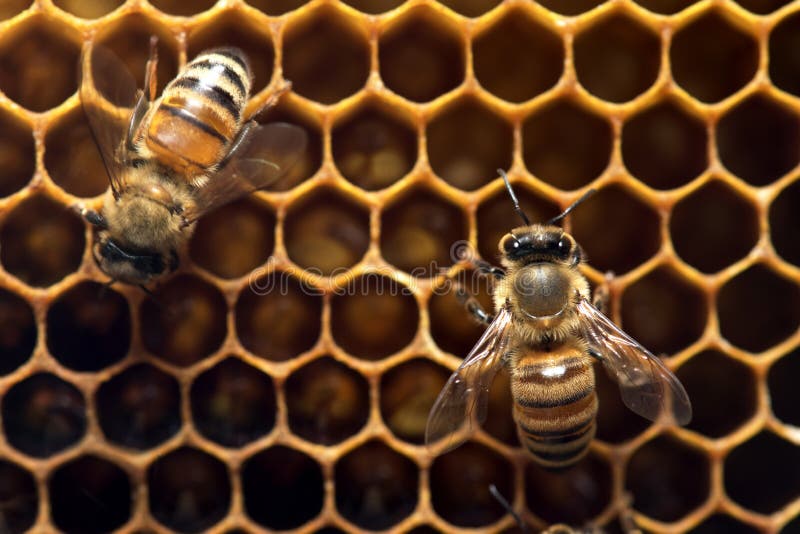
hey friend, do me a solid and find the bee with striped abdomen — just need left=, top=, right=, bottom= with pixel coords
left=76, top=37, right=306, bottom=287
left=426, top=170, right=691, bottom=469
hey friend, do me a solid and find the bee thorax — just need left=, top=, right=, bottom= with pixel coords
left=514, top=264, right=571, bottom=318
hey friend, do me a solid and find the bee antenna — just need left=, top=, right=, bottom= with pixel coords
left=545, top=188, right=597, bottom=226
left=498, top=169, right=531, bottom=226
left=489, top=484, right=529, bottom=533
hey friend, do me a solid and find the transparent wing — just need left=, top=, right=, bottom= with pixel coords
left=575, top=298, right=692, bottom=425
left=425, top=306, right=514, bottom=452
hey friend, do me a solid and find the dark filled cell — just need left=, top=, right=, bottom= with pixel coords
left=0, top=110, right=34, bottom=197
left=769, top=348, right=800, bottom=426
left=0, top=460, right=38, bottom=533
left=0, top=288, right=36, bottom=375
left=770, top=179, right=800, bottom=266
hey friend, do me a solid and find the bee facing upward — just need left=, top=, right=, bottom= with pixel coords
left=77, top=37, right=307, bottom=287
left=426, top=170, right=691, bottom=470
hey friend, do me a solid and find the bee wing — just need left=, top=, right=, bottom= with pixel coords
left=574, top=298, right=692, bottom=425
left=425, top=306, right=514, bottom=452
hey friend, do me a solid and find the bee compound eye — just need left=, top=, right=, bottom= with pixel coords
left=557, top=236, right=571, bottom=255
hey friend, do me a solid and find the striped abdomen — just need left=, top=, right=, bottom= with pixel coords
left=511, top=347, right=597, bottom=470
left=146, top=47, right=251, bottom=175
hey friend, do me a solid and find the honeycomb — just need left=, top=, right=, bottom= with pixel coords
left=0, top=0, right=798, bottom=532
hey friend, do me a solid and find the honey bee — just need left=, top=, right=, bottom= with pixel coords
left=426, top=170, right=691, bottom=470
left=75, top=37, right=307, bottom=287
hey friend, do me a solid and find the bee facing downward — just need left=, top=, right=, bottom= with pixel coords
left=426, top=171, right=691, bottom=470
left=76, top=38, right=307, bottom=287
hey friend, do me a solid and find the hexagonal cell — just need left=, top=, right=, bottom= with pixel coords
left=781, top=516, right=800, bottom=534
left=633, top=0, right=698, bottom=14
left=0, top=460, right=37, bottom=533
left=522, top=100, right=612, bottom=190
left=0, top=110, right=33, bottom=197
left=427, top=99, right=513, bottom=190
left=380, top=358, right=449, bottom=443
left=46, top=281, right=131, bottom=372
left=570, top=186, right=661, bottom=274
left=342, top=0, right=406, bottom=14
left=49, top=455, right=130, bottom=533
left=257, top=106, right=323, bottom=188
left=769, top=348, right=800, bottom=426
left=717, top=95, right=800, bottom=186
left=335, top=440, right=418, bottom=529
left=594, top=366, right=650, bottom=443
left=379, top=7, right=465, bottom=102
left=573, top=13, right=660, bottom=103
left=381, top=188, right=467, bottom=276
left=282, top=7, right=369, bottom=104
left=284, top=189, right=370, bottom=275
left=429, top=274, right=495, bottom=356
left=717, top=264, right=800, bottom=353
left=245, top=0, right=305, bottom=16
left=191, top=357, right=276, bottom=448
left=473, top=9, right=563, bottom=103
left=150, top=0, right=216, bottom=16
left=671, top=180, right=759, bottom=273
left=770, top=179, right=800, bottom=266
left=725, top=432, right=800, bottom=514
left=332, top=103, right=417, bottom=191
left=770, top=13, right=800, bottom=96
left=242, top=446, right=324, bottom=530
left=431, top=442, right=513, bottom=527
left=45, top=108, right=108, bottom=198
left=438, top=0, right=500, bottom=16
left=0, top=195, right=85, bottom=287
left=0, top=0, right=30, bottom=20
left=52, top=0, right=122, bottom=18
left=148, top=447, right=231, bottom=532
left=141, top=274, right=227, bottom=366
left=3, top=373, right=85, bottom=458
left=626, top=436, right=709, bottom=521
left=286, top=356, right=368, bottom=445
left=734, top=0, right=791, bottom=14
left=691, top=515, right=759, bottom=534
left=0, top=288, right=35, bottom=375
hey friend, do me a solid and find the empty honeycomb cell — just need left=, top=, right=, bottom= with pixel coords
left=733, top=0, right=792, bottom=15
left=342, top=0, right=406, bottom=14
left=634, top=0, right=698, bottom=14
left=0, top=0, right=29, bottom=20
left=150, top=0, right=216, bottom=16
left=573, top=13, right=660, bottom=103
left=380, top=357, right=448, bottom=443
left=473, top=9, right=563, bottom=104
left=52, top=0, right=122, bottom=18
left=438, top=0, right=500, bottom=17
left=380, top=188, right=467, bottom=276
left=0, top=460, right=37, bottom=533
left=724, top=432, right=800, bottom=514
left=0, top=110, right=34, bottom=197
left=46, top=281, right=131, bottom=372
left=429, top=274, right=494, bottom=356
left=2, top=373, right=85, bottom=457
left=45, top=108, right=109, bottom=198
left=148, top=446, right=231, bottom=532
left=768, top=348, right=800, bottom=426
left=522, top=100, right=612, bottom=190
left=690, top=514, right=759, bottom=534
left=189, top=198, right=275, bottom=279
left=622, top=100, right=707, bottom=190
left=770, top=179, right=800, bottom=266
left=286, top=356, right=368, bottom=445
left=671, top=180, right=759, bottom=273
left=332, top=103, right=417, bottom=191
left=0, top=288, right=35, bottom=375
left=594, top=365, right=650, bottom=443
left=242, top=446, right=323, bottom=529
left=626, top=436, right=710, bottom=521
left=191, top=357, right=276, bottom=447
left=245, top=0, right=307, bottom=16
left=716, top=95, right=800, bottom=186
left=379, top=8, right=465, bottom=102
left=0, top=195, right=84, bottom=287
left=258, top=106, right=323, bottom=188
left=284, top=189, right=370, bottom=275
left=770, top=13, right=800, bottom=96
left=570, top=186, right=661, bottom=274
left=782, top=517, right=800, bottom=534
left=96, top=363, right=181, bottom=450
left=430, top=442, right=513, bottom=527
left=536, top=0, right=604, bottom=16
left=717, top=264, right=800, bottom=353
left=140, top=274, right=227, bottom=367
left=427, top=99, right=513, bottom=190
left=334, top=440, right=418, bottom=529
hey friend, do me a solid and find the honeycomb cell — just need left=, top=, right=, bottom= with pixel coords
left=429, top=273, right=494, bottom=356
left=332, top=103, right=417, bottom=191
left=242, top=446, right=324, bottom=529
left=236, top=272, right=321, bottom=361
left=286, top=356, right=368, bottom=445
left=671, top=11, right=758, bottom=103
left=634, top=0, right=698, bottom=14
left=770, top=179, right=800, bottom=266
left=282, top=8, right=369, bottom=104
left=140, top=274, right=227, bottom=366
left=573, top=13, right=660, bottom=103
left=671, top=180, right=759, bottom=273
left=597, top=354, right=652, bottom=441
left=483, top=368, right=518, bottom=447
left=0, top=195, right=85, bottom=287
left=717, top=95, right=800, bottom=186
left=381, top=188, right=467, bottom=276
left=96, top=363, right=181, bottom=450
left=379, top=8, right=465, bottom=102
left=427, top=99, right=513, bottom=190
left=245, top=0, right=306, bottom=16
left=431, top=442, right=513, bottom=527
left=44, top=108, right=108, bottom=198
left=148, top=447, right=231, bottom=532
left=570, top=186, right=661, bottom=274
left=53, top=0, right=122, bottom=18
left=0, top=110, right=33, bottom=197
left=438, top=0, right=500, bottom=17
left=734, top=0, right=791, bottom=15
left=380, top=358, right=449, bottom=443
left=258, top=106, right=323, bottom=188
left=690, top=514, right=759, bottom=534
left=0, top=460, right=37, bottom=533
left=768, top=348, right=800, bottom=426
left=46, top=281, right=131, bottom=372
left=717, top=264, right=800, bottom=353
left=335, top=440, right=418, bottom=529
left=472, top=9, right=563, bottom=103
left=0, top=288, right=36, bottom=375
left=626, top=436, right=709, bottom=521
left=285, top=189, right=370, bottom=275
left=0, top=0, right=29, bottom=20
left=770, top=13, right=800, bottom=96
left=725, top=432, right=800, bottom=514
left=622, top=100, right=707, bottom=190
left=522, top=100, right=613, bottom=190
left=782, top=516, right=800, bottom=534
left=150, top=0, right=216, bottom=16
left=2, top=373, right=86, bottom=457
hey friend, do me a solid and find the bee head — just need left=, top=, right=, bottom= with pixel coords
left=93, top=234, right=178, bottom=286
left=500, top=227, right=580, bottom=265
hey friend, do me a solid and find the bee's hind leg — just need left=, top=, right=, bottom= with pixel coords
left=592, top=271, right=615, bottom=315
left=144, top=35, right=159, bottom=102
left=456, top=285, right=494, bottom=326
left=471, top=258, right=506, bottom=280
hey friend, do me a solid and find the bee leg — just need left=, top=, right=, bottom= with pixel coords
left=471, top=258, right=506, bottom=280
left=488, top=485, right=529, bottom=533
left=618, top=493, right=642, bottom=534
left=218, top=120, right=256, bottom=169
left=251, top=80, right=293, bottom=119
left=592, top=271, right=615, bottom=315
left=73, top=204, right=108, bottom=230
left=126, top=92, right=149, bottom=151
left=144, top=35, right=159, bottom=102
left=456, top=286, right=493, bottom=325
